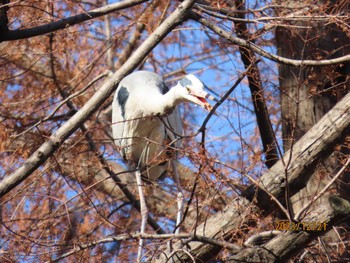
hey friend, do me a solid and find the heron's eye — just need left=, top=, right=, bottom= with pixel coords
left=186, top=87, right=191, bottom=93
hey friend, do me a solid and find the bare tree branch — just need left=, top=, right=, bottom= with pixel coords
left=0, top=0, right=197, bottom=198
left=0, top=0, right=149, bottom=42
left=227, top=196, right=350, bottom=262
left=49, top=232, right=240, bottom=262
left=0, top=0, right=9, bottom=32
left=294, top=156, right=350, bottom=221
left=229, top=0, right=279, bottom=168
left=156, top=87, right=350, bottom=262
left=192, top=13, right=350, bottom=67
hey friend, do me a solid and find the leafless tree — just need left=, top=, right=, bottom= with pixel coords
left=0, top=0, right=349, bottom=262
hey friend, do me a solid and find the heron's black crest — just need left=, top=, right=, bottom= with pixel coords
left=179, top=77, right=192, bottom=87
left=117, top=86, right=129, bottom=119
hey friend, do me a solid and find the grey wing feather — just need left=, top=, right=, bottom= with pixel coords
left=164, top=106, right=183, bottom=149
left=112, top=87, right=127, bottom=159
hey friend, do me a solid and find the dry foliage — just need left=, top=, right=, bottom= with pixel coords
left=0, top=0, right=349, bottom=262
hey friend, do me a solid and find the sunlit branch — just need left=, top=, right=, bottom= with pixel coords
left=157, top=87, right=350, bottom=262
left=103, top=0, right=114, bottom=72
left=49, top=232, right=240, bottom=262
left=214, top=158, right=290, bottom=220
left=294, top=156, right=350, bottom=221
left=227, top=197, right=347, bottom=262
left=48, top=33, right=166, bottom=235
left=244, top=230, right=282, bottom=247
left=0, top=0, right=197, bottom=198
left=195, top=4, right=346, bottom=24
left=192, top=13, right=350, bottom=67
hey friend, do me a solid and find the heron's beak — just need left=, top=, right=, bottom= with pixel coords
left=194, top=95, right=212, bottom=111
left=192, top=92, right=218, bottom=112
left=205, top=93, right=219, bottom=111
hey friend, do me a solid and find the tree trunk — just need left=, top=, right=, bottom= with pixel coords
left=276, top=0, right=350, bottom=216
left=155, top=90, right=350, bottom=262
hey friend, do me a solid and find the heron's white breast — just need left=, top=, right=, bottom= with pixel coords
left=123, top=114, right=166, bottom=166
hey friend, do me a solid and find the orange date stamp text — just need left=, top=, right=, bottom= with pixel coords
left=275, top=220, right=327, bottom=231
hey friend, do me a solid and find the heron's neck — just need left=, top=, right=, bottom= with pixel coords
left=162, top=84, right=182, bottom=110
left=148, top=84, right=181, bottom=116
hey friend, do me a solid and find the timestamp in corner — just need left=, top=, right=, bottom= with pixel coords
left=274, top=220, right=328, bottom=231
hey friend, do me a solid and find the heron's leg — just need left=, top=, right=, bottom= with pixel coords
left=171, top=160, right=183, bottom=234
left=136, top=169, right=147, bottom=262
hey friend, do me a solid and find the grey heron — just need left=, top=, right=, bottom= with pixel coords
left=112, top=71, right=214, bottom=261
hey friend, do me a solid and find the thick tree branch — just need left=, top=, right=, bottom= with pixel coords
left=49, top=232, right=240, bottom=263
left=0, top=0, right=197, bottom=198
left=0, top=0, right=9, bottom=32
left=243, top=91, right=350, bottom=207
left=0, top=0, right=148, bottom=42
left=48, top=34, right=165, bottom=235
left=156, top=91, right=350, bottom=262
left=227, top=196, right=350, bottom=262
left=294, top=157, right=350, bottom=221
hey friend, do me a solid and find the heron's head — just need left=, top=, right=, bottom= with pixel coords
left=177, top=74, right=214, bottom=111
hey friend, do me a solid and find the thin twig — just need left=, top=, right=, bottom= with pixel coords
left=12, top=71, right=112, bottom=138
left=48, top=232, right=238, bottom=262
left=192, top=13, right=350, bottom=67
left=294, top=156, right=350, bottom=221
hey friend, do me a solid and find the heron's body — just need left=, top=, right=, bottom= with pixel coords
left=111, top=70, right=213, bottom=261
left=112, top=71, right=182, bottom=180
